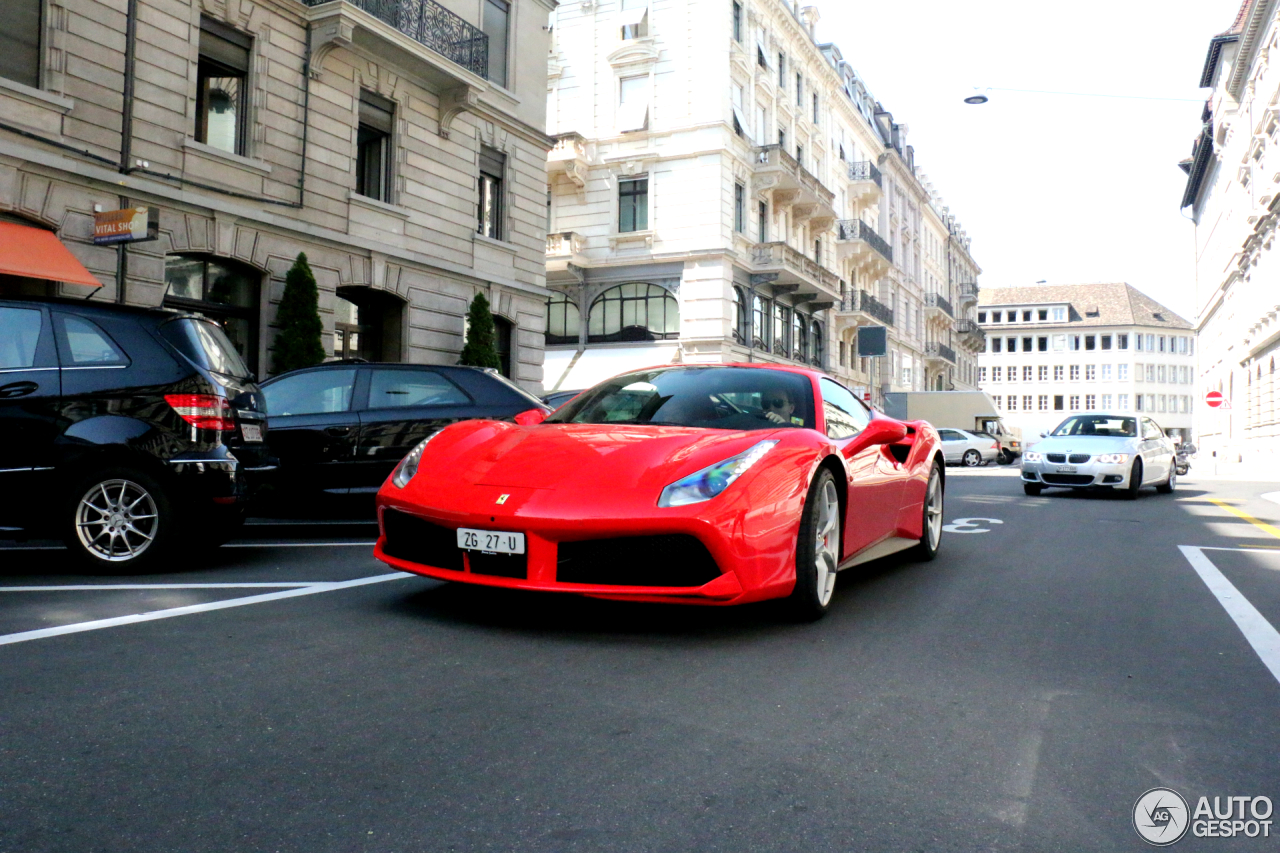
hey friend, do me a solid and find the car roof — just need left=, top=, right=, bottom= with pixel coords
left=262, top=361, right=495, bottom=381
left=0, top=295, right=195, bottom=321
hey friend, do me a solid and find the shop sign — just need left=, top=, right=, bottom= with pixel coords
left=93, top=207, right=158, bottom=245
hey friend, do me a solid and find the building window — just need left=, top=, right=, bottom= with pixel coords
left=1037, top=336, right=1047, bottom=352
left=1069, top=395, right=1080, bottom=411
left=483, top=0, right=510, bottom=87
left=1069, top=365, right=1079, bottom=381
left=778, top=127, right=786, bottom=149
left=793, top=311, right=807, bottom=360
left=977, top=312, right=987, bottom=323
left=732, top=1, right=742, bottom=42
left=1135, top=395, right=1144, bottom=411
left=1085, top=394, right=1096, bottom=409
left=1118, top=364, right=1129, bottom=381
left=1023, top=395, right=1033, bottom=410
left=545, top=292, right=580, bottom=345
left=1006, top=337, right=1016, bottom=352
left=356, top=91, right=394, bottom=202
left=587, top=283, right=678, bottom=343
left=979, top=367, right=987, bottom=382
left=1100, top=364, right=1112, bottom=380
left=478, top=146, right=505, bottom=240
left=795, top=143, right=803, bottom=167
left=1038, top=395, right=1048, bottom=411
left=1146, top=364, right=1155, bottom=383
left=1085, top=364, right=1096, bottom=381
left=812, top=92, right=819, bottom=124
left=795, top=73, right=803, bottom=106
left=992, top=366, right=1002, bottom=382
left=811, top=320, right=823, bottom=365
left=758, top=201, right=768, bottom=243
left=1022, top=336, right=1032, bottom=352
left=1084, top=334, right=1096, bottom=351
left=991, top=338, right=1001, bottom=353
left=734, top=182, right=745, bottom=233
left=753, top=294, right=769, bottom=349
left=1037, top=365, right=1048, bottom=381
left=196, top=17, right=252, bottom=155
left=618, top=176, right=648, bottom=232
left=1119, top=393, right=1129, bottom=410
left=992, top=395, right=1002, bottom=409
left=1101, top=334, right=1112, bottom=350
left=1008, top=396, right=1017, bottom=411
left=163, top=255, right=260, bottom=371
left=493, top=316, right=514, bottom=378
left=618, top=74, right=650, bottom=132
left=757, top=45, right=768, bottom=68
left=839, top=340, right=847, bottom=367
left=1158, top=364, right=1166, bottom=383
left=778, top=53, right=785, bottom=87
left=1102, top=394, right=1112, bottom=409
left=1117, top=334, right=1129, bottom=349
left=620, top=0, right=649, bottom=39
left=1052, top=307, right=1066, bottom=321
left=3, top=0, right=41, bottom=88
left=814, top=239, right=821, bottom=266
left=733, top=286, right=748, bottom=344
left=1054, top=394, right=1064, bottom=410
left=773, top=303, right=790, bottom=356
left=1038, top=309, right=1048, bottom=321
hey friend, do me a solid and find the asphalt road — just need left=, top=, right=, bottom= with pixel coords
left=2, top=470, right=1279, bottom=852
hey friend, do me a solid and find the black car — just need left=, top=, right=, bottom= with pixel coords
left=258, top=362, right=549, bottom=504
left=0, top=297, right=270, bottom=567
left=541, top=389, right=584, bottom=411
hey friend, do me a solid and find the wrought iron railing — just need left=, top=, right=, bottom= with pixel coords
left=958, top=281, right=979, bottom=300
left=953, top=318, right=979, bottom=334
left=834, top=219, right=893, bottom=264
left=838, top=290, right=894, bottom=326
left=926, top=341, right=957, bottom=364
left=926, top=292, right=954, bottom=318
left=307, top=0, right=489, bottom=79
left=848, top=160, right=882, bottom=189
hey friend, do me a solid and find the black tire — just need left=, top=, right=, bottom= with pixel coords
left=785, top=468, right=841, bottom=622
left=1023, top=483, right=1043, bottom=496
left=997, top=449, right=1013, bottom=465
left=1156, top=459, right=1177, bottom=494
left=910, top=462, right=944, bottom=561
left=1124, top=459, right=1144, bottom=500
left=962, top=449, right=982, bottom=467
left=63, top=466, right=176, bottom=571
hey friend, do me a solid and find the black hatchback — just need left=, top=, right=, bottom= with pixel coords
left=0, top=297, right=269, bottom=568
left=259, top=362, right=549, bottom=504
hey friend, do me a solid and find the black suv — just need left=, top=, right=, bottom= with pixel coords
left=0, top=298, right=269, bottom=568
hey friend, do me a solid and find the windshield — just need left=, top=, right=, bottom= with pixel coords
left=546, top=367, right=815, bottom=431
left=1051, top=415, right=1136, bottom=438
left=160, top=317, right=252, bottom=379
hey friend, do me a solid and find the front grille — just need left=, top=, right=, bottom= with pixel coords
left=469, top=551, right=527, bottom=579
left=557, top=535, right=721, bottom=587
left=1042, top=474, right=1095, bottom=485
left=1068, top=454, right=1091, bottom=464
left=382, top=509, right=464, bottom=571
left=1046, top=453, right=1067, bottom=463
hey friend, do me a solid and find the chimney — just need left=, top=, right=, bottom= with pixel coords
left=800, top=6, right=820, bottom=40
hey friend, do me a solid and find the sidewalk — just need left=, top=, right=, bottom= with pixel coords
left=1180, top=459, right=1280, bottom=483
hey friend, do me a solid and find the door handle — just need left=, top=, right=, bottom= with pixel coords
left=0, top=381, right=38, bottom=399
left=324, top=426, right=352, bottom=436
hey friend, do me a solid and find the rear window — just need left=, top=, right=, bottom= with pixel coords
left=160, top=317, right=251, bottom=378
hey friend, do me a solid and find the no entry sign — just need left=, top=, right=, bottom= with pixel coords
left=1205, top=390, right=1224, bottom=408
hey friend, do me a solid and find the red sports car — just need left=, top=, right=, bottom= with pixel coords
left=374, top=364, right=944, bottom=619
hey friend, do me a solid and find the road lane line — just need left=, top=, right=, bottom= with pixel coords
left=0, top=583, right=321, bottom=592
left=0, top=572, right=412, bottom=647
left=1208, top=499, right=1280, bottom=539
left=1263, top=492, right=1280, bottom=507
left=1178, top=545, right=1280, bottom=688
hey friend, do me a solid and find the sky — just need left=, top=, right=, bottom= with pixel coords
left=815, top=0, right=1240, bottom=322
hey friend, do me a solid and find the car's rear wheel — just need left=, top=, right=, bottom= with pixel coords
left=785, top=468, right=841, bottom=621
left=962, top=449, right=982, bottom=467
left=910, top=462, right=944, bottom=561
left=997, top=449, right=1014, bottom=465
left=65, top=467, right=174, bottom=570
left=1023, top=483, right=1043, bottom=496
left=1156, top=459, right=1177, bottom=494
left=1124, top=459, right=1144, bottom=500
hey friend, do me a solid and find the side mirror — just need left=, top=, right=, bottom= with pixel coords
left=855, top=417, right=909, bottom=449
left=514, top=408, right=549, bottom=426
left=1039, top=431, right=1047, bottom=438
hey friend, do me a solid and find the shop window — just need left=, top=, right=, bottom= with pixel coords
left=164, top=255, right=260, bottom=370
left=2, top=0, right=40, bottom=88
left=196, top=17, right=251, bottom=155
left=587, top=283, right=678, bottom=343
left=546, top=292, right=580, bottom=346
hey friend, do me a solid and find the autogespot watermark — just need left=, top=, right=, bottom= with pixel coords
left=1133, top=787, right=1274, bottom=845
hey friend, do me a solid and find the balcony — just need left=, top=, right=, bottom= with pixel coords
left=847, top=160, right=883, bottom=202
left=954, top=317, right=986, bottom=350
left=925, top=292, right=954, bottom=320
left=957, top=281, right=979, bottom=305
left=752, top=241, right=840, bottom=298
left=834, top=219, right=892, bottom=277
left=307, top=0, right=487, bottom=75
left=546, top=231, right=587, bottom=283
left=548, top=132, right=589, bottom=189
left=925, top=341, right=957, bottom=365
left=836, top=290, right=894, bottom=327
left=753, top=145, right=836, bottom=227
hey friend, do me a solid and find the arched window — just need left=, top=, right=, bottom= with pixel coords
left=164, top=254, right=261, bottom=370
left=545, top=292, right=580, bottom=345
left=773, top=302, right=790, bottom=357
left=494, top=315, right=513, bottom=377
left=587, top=283, right=678, bottom=343
left=793, top=312, right=807, bottom=361
left=732, top=286, right=748, bottom=344
left=811, top=319, right=823, bottom=366
left=752, top=294, right=768, bottom=350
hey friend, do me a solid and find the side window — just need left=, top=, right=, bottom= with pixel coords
left=368, top=369, right=469, bottom=409
left=1144, top=419, right=1163, bottom=440
left=53, top=314, right=129, bottom=366
left=819, top=378, right=870, bottom=440
left=938, top=430, right=962, bottom=442
left=263, top=369, right=357, bottom=416
left=0, top=306, right=44, bottom=369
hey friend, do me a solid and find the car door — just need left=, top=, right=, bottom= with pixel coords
left=936, top=429, right=965, bottom=462
left=1142, top=418, right=1169, bottom=483
left=351, top=366, right=479, bottom=492
left=261, top=367, right=362, bottom=497
left=819, top=378, right=902, bottom=557
left=0, top=304, right=61, bottom=528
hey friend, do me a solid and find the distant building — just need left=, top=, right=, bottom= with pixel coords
left=1181, top=0, right=1280, bottom=467
left=976, top=284, right=1196, bottom=442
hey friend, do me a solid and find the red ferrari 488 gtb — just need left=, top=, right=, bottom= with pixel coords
left=374, top=364, right=944, bottom=619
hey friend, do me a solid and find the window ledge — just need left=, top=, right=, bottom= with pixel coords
left=182, top=138, right=273, bottom=175
left=348, top=190, right=410, bottom=219
left=474, top=232, right=519, bottom=254
left=609, top=230, right=654, bottom=250
left=0, top=77, right=74, bottom=113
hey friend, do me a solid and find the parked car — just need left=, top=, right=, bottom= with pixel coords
left=1020, top=413, right=1177, bottom=498
left=258, top=362, right=549, bottom=505
left=0, top=297, right=270, bottom=567
left=936, top=428, right=1000, bottom=467
left=541, top=389, right=583, bottom=411
left=375, top=364, right=946, bottom=621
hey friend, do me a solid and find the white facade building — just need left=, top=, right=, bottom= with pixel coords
left=1182, top=0, right=1280, bottom=469
left=977, top=285, right=1196, bottom=442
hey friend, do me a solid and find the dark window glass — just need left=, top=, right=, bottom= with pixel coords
left=731, top=1, right=742, bottom=42
left=494, top=316, right=513, bottom=378
left=54, top=315, right=128, bottom=365
left=1085, top=334, right=1096, bottom=351
left=1038, top=336, right=1048, bottom=351
left=1022, top=336, right=1032, bottom=351
left=0, top=306, right=42, bottom=368
left=263, top=369, right=357, bottom=416
left=478, top=145, right=505, bottom=239
left=773, top=302, right=789, bottom=356
left=813, top=92, right=819, bottom=124
left=546, top=292, right=580, bottom=345
left=483, top=0, right=509, bottom=86
left=1038, top=309, right=1048, bottom=320
left=159, top=317, right=250, bottom=379
left=734, top=182, right=745, bottom=232
left=977, top=312, right=986, bottom=323
left=1117, top=333, right=1128, bottom=349
left=991, top=337, right=1001, bottom=353
left=732, top=286, right=748, bottom=344
left=369, top=368, right=469, bottom=409
left=778, top=53, right=785, bottom=87
left=163, top=255, right=260, bottom=370
left=1101, top=334, right=1112, bottom=350
left=1053, top=395, right=1064, bottom=410
left=758, top=200, right=768, bottom=243
left=819, top=378, right=870, bottom=439
left=0, top=0, right=41, bottom=88
left=796, top=73, right=802, bottom=106
left=752, top=294, right=768, bottom=350
left=811, top=319, right=823, bottom=365
left=619, top=177, right=648, bottom=232
left=793, top=312, right=807, bottom=360
left=587, top=283, right=678, bottom=343
left=356, top=91, right=394, bottom=202
left=196, top=18, right=251, bottom=155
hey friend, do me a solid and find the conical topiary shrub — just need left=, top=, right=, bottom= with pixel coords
left=459, top=291, right=501, bottom=370
left=272, top=252, right=326, bottom=375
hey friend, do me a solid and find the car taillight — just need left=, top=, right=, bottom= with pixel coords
left=991, top=442, right=999, bottom=451
left=164, top=394, right=236, bottom=430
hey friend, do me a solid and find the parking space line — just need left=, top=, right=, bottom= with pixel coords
left=1207, top=499, right=1280, bottom=539
left=1178, top=545, right=1280, bottom=688
left=0, top=583, right=321, bottom=592
left=0, top=572, right=411, bottom=647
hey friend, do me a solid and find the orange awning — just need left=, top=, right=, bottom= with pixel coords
left=0, top=221, right=102, bottom=288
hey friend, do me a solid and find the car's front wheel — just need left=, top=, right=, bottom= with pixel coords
left=785, top=468, right=841, bottom=621
left=65, top=467, right=174, bottom=570
left=1023, top=483, right=1043, bottom=496
left=962, top=449, right=982, bottom=467
left=1156, top=458, right=1177, bottom=494
left=1124, top=459, right=1144, bottom=500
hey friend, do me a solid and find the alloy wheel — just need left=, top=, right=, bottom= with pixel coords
left=924, top=468, right=944, bottom=550
left=75, top=479, right=160, bottom=562
left=963, top=449, right=981, bottom=467
left=813, top=479, right=840, bottom=607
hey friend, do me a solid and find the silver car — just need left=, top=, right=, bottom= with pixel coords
left=1020, top=413, right=1178, bottom=498
left=937, top=428, right=1001, bottom=467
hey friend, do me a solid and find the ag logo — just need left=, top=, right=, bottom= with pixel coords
left=1134, top=787, right=1190, bottom=846
left=495, top=494, right=510, bottom=505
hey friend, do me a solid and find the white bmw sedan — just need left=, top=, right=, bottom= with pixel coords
left=1020, top=413, right=1178, bottom=499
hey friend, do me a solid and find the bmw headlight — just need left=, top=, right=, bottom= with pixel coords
left=658, top=441, right=778, bottom=508
left=1096, top=453, right=1130, bottom=464
left=1023, top=452, right=1042, bottom=463
left=391, top=434, right=437, bottom=489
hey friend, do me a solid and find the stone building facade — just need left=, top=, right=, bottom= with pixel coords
left=0, top=0, right=554, bottom=389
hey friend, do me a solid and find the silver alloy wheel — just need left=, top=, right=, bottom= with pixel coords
left=925, top=468, right=944, bottom=551
left=813, top=478, right=840, bottom=607
left=962, top=449, right=981, bottom=467
left=75, top=479, right=159, bottom=562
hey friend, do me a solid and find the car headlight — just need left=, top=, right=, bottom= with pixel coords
left=391, top=434, right=437, bottom=489
left=658, top=441, right=778, bottom=508
left=1023, top=452, right=1042, bottom=463
left=1096, top=453, right=1130, bottom=464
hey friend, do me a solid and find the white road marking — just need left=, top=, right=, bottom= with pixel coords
left=0, top=572, right=411, bottom=647
left=943, top=518, right=1005, bottom=534
left=0, top=583, right=320, bottom=592
left=1263, top=492, right=1280, bottom=507
left=1178, top=546, right=1280, bottom=687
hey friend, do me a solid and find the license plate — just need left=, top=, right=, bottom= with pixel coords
left=1056, top=465, right=1077, bottom=474
left=240, top=423, right=263, bottom=443
left=457, top=528, right=525, bottom=555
